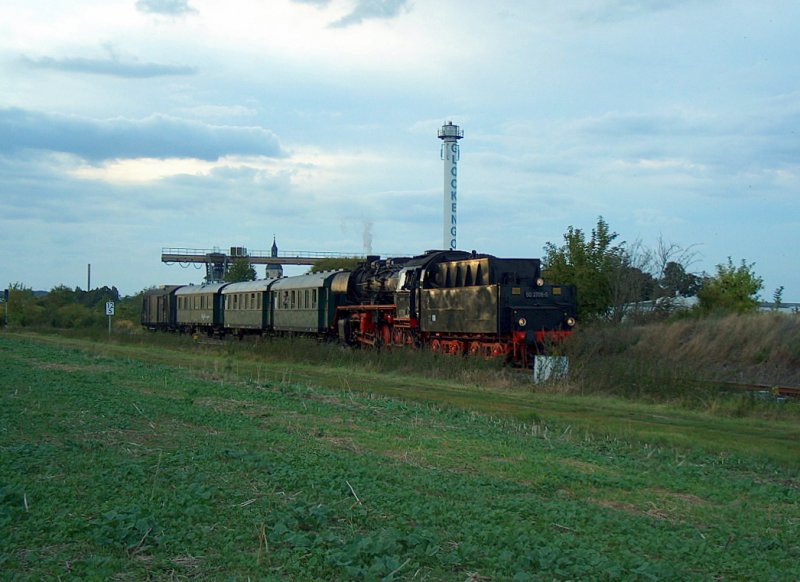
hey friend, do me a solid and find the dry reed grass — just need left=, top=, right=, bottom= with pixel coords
left=565, top=311, right=800, bottom=403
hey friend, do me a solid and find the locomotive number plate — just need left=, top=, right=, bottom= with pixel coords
left=526, top=291, right=550, bottom=298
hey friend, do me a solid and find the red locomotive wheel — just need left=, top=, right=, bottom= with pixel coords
left=380, top=325, right=392, bottom=347
left=469, top=342, right=482, bottom=357
left=431, top=339, right=442, bottom=353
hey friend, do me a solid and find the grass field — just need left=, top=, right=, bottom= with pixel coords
left=1, top=332, right=799, bottom=580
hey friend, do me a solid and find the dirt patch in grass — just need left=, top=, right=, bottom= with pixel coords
left=561, top=458, right=617, bottom=476
left=590, top=497, right=670, bottom=520
left=194, top=397, right=274, bottom=417
left=647, top=487, right=709, bottom=507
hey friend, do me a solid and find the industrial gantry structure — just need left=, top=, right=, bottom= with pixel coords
left=161, top=239, right=364, bottom=283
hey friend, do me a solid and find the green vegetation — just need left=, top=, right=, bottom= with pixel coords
left=1, top=333, right=798, bottom=580
left=697, top=257, right=763, bottom=315
left=542, top=217, right=767, bottom=322
left=224, top=258, right=257, bottom=282
left=308, top=256, right=365, bottom=273
left=1, top=283, right=140, bottom=329
left=543, top=216, right=628, bottom=321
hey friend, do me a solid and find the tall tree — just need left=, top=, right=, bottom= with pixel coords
left=697, top=258, right=763, bottom=314
left=543, top=217, right=629, bottom=321
left=224, top=259, right=257, bottom=282
left=660, top=261, right=702, bottom=297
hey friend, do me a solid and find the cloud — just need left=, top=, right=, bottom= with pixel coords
left=22, top=55, right=196, bottom=78
left=135, top=0, right=197, bottom=16
left=570, top=110, right=713, bottom=137
left=330, top=0, right=411, bottom=27
left=577, top=0, right=696, bottom=22
left=0, top=108, right=283, bottom=162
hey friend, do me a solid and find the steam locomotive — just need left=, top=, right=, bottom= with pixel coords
left=141, top=250, right=577, bottom=366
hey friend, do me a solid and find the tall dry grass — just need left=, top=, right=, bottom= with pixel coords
left=564, top=312, right=800, bottom=406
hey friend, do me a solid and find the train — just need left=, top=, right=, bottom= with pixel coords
left=141, top=250, right=577, bottom=366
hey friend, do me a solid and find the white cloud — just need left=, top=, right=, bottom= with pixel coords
left=0, top=108, right=283, bottom=161
left=136, top=0, right=197, bottom=17
left=329, top=0, right=411, bottom=27
left=21, top=55, right=196, bottom=78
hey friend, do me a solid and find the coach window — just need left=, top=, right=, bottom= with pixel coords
left=312, top=289, right=317, bottom=308
left=291, top=290, right=296, bottom=309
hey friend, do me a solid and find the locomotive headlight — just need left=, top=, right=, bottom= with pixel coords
left=518, top=317, right=527, bottom=327
left=536, top=277, right=545, bottom=287
left=566, top=317, right=576, bottom=327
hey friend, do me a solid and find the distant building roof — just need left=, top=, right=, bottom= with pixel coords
left=758, top=302, right=800, bottom=314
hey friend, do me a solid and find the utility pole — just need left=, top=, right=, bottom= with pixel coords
left=3, top=288, right=8, bottom=327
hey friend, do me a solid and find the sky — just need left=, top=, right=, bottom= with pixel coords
left=1, top=0, right=798, bottom=299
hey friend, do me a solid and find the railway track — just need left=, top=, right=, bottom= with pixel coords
left=714, top=381, right=800, bottom=400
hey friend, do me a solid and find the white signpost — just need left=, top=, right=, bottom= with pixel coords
left=533, top=356, right=569, bottom=384
left=105, top=301, right=115, bottom=337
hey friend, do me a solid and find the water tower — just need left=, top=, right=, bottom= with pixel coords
left=438, top=121, right=464, bottom=250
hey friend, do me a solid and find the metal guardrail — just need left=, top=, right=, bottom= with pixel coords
left=161, top=247, right=365, bottom=260
left=161, top=247, right=414, bottom=268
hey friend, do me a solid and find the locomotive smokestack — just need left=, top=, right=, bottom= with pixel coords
left=438, top=121, right=464, bottom=251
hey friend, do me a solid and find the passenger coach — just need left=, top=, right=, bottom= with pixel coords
left=222, top=279, right=276, bottom=337
left=141, top=285, right=183, bottom=331
left=176, top=283, right=229, bottom=335
left=270, top=271, right=345, bottom=335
